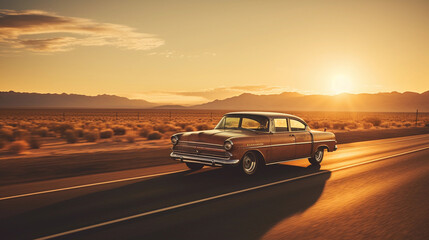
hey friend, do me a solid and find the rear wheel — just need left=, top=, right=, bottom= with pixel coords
left=185, top=162, right=204, bottom=170
left=308, top=148, right=324, bottom=165
left=241, top=152, right=260, bottom=175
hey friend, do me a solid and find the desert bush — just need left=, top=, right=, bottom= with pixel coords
left=345, top=121, right=359, bottom=130
left=364, top=117, right=382, bottom=127
left=27, top=136, right=42, bottom=149
left=154, top=124, right=178, bottom=133
left=56, top=123, right=74, bottom=134
left=362, top=122, right=373, bottom=129
left=47, top=131, right=57, bottom=137
left=139, top=127, right=152, bottom=137
left=425, top=122, right=429, bottom=128
left=13, top=129, right=29, bottom=140
left=404, top=122, right=412, bottom=127
left=332, top=122, right=347, bottom=130
left=0, top=127, right=14, bottom=141
left=185, top=125, right=196, bottom=132
left=74, top=128, right=84, bottom=138
left=113, top=126, right=126, bottom=135
left=0, top=140, right=6, bottom=149
left=100, top=129, right=114, bottom=139
left=34, top=127, right=49, bottom=137
left=196, top=123, right=210, bottom=131
left=84, top=130, right=99, bottom=142
left=126, top=134, right=136, bottom=143
left=147, top=131, right=163, bottom=140
left=64, top=129, right=78, bottom=143
left=8, top=140, right=28, bottom=154
left=380, top=122, right=390, bottom=128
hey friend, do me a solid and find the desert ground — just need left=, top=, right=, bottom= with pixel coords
left=0, top=109, right=428, bottom=186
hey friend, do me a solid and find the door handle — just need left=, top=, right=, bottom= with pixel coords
left=289, top=134, right=295, bottom=137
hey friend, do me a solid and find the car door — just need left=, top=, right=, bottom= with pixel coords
left=268, top=118, right=295, bottom=164
left=289, top=118, right=312, bottom=159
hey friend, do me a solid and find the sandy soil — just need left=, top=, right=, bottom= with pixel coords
left=1, top=127, right=428, bottom=186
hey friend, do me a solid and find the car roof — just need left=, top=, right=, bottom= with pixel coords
left=225, top=111, right=306, bottom=122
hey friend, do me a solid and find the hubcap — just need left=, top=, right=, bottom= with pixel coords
left=315, top=150, right=323, bottom=162
left=243, top=155, right=256, bottom=173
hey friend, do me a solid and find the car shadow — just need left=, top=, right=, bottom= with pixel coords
left=0, top=164, right=331, bottom=239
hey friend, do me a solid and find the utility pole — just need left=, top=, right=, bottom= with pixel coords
left=415, top=109, right=418, bottom=127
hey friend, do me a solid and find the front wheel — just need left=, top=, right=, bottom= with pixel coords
left=308, top=148, right=324, bottom=165
left=185, top=162, right=204, bottom=170
left=241, top=152, right=260, bottom=175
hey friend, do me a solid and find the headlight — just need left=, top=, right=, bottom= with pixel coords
left=171, top=135, right=179, bottom=145
left=224, top=140, right=233, bottom=150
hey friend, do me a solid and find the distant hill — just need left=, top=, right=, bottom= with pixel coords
left=153, top=105, right=188, bottom=109
left=192, top=91, right=429, bottom=112
left=0, top=91, right=157, bottom=108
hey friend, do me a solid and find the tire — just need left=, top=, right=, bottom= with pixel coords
left=185, top=162, right=204, bottom=170
left=241, top=152, right=260, bottom=175
left=308, top=148, right=324, bottom=165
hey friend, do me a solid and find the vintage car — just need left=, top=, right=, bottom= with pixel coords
left=170, top=112, right=337, bottom=175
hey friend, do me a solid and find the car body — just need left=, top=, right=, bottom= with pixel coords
left=170, top=112, right=337, bottom=175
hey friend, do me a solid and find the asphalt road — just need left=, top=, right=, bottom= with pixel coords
left=1, top=134, right=429, bottom=240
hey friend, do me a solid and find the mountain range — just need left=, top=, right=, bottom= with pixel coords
left=1, top=90, right=429, bottom=112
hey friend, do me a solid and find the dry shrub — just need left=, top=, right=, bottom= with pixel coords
left=47, top=131, right=57, bottom=137
left=126, top=134, right=136, bottom=143
left=64, top=129, right=78, bottom=143
left=13, top=129, right=29, bottom=140
left=100, top=129, right=114, bottom=139
left=362, top=122, right=373, bottom=129
left=380, top=122, right=390, bottom=128
left=332, top=122, right=347, bottom=130
left=113, top=126, right=126, bottom=135
left=8, top=140, right=28, bottom=154
left=196, top=123, right=210, bottom=131
left=56, top=123, right=74, bottom=134
left=0, top=140, right=6, bottom=149
left=0, top=127, right=14, bottom=141
left=147, top=131, right=162, bottom=140
left=27, top=136, right=41, bottom=149
left=84, top=130, right=99, bottom=142
left=154, top=124, right=178, bottom=133
left=34, top=127, right=49, bottom=137
left=404, top=122, right=412, bottom=127
left=425, top=122, right=429, bottom=128
left=345, top=121, right=359, bottom=130
left=364, top=117, right=382, bottom=127
left=74, top=128, right=84, bottom=138
left=139, top=127, right=153, bottom=137
left=185, top=125, right=196, bottom=132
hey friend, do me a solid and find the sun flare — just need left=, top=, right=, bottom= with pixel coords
left=331, top=75, right=354, bottom=95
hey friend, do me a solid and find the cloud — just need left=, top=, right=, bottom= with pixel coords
left=126, top=85, right=295, bottom=105
left=0, top=9, right=164, bottom=52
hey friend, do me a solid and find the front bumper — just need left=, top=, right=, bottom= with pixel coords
left=334, top=145, right=338, bottom=151
left=170, top=152, right=240, bottom=167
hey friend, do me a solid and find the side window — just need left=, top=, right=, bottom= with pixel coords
left=290, top=119, right=306, bottom=131
left=225, top=117, right=240, bottom=128
left=274, top=118, right=289, bottom=132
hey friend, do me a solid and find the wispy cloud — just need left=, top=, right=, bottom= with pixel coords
left=126, top=85, right=295, bottom=105
left=0, top=9, right=164, bottom=52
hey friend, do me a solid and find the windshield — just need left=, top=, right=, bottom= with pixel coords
left=215, top=115, right=269, bottom=132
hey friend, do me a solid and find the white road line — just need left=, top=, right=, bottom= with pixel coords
left=0, top=170, right=186, bottom=201
left=35, top=145, right=429, bottom=240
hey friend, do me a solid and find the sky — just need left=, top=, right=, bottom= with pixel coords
left=0, top=0, right=428, bottom=104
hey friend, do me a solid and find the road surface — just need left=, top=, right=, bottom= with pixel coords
left=1, top=134, right=429, bottom=240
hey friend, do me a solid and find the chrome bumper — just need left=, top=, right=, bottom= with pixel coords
left=333, top=145, right=338, bottom=151
left=170, top=152, right=240, bottom=167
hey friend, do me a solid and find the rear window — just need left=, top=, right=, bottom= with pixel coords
left=274, top=118, right=289, bottom=132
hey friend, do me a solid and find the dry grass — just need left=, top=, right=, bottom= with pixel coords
left=8, top=140, right=28, bottom=154
left=0, top=109, right=428, bottom=154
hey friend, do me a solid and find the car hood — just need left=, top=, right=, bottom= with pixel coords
left=179, top=129, right=258, bottom=145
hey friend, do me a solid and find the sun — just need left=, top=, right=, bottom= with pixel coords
left=330, top=75, right=353, bottom=95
